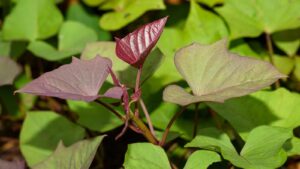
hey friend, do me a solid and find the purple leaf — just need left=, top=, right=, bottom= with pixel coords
left=0, top=159, right=25, bottom=169
left=102, top=86, right=123, bottom=99
left=16, top=56, right=112, bottom=102
left=0, top=57, right=22, bottom=86
left=115, top=16, right=168, bottom=68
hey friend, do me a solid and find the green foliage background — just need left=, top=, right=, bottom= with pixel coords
left=0, top=0, right=300, bottom=168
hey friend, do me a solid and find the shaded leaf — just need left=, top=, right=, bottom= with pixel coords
left=183, top=150, right=221, bottom=169
left=0, top=159, right=25, bottom=169
left=0, top=57, right=21, bottom=86
left=272, top=28, right=300, bottom=56
left=28, top=21, right=97, bottom=61
left=163, top=39, right=285, bottom=106
left=2, top=0, right=63, bottom=41
left=33, top=136, right=104, bottom=169
left=195, top=0, right=223, bottom=7
left=294, top=57, right=300, bottom=81
left=20, top=111, right=85, bottom=167
left=16, top=56, right=112, bottom=102
left=82, top=0, right=106, bottom=6
left=81, top=42, right=163, bottom=87
left=115, top=16, right=167, bottom=68
left=123, top=143, right=171, bottom=169
left=67, top=100, right=123, bottom=132
left=216, top=0, right=300, bottom=39
left=186, top=126, right=292, bottom=169
left=284, top=137, right=300, bottom=156
left=99, top=0, right=166, bottom=30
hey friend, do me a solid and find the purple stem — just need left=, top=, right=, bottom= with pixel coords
left=139, top=98, right=156, bottom=136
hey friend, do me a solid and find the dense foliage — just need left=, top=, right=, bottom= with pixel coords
left=0, top=0, right=300, bottom=169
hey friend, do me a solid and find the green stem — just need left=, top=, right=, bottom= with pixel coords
left=265, top=33, right=280, bottom=88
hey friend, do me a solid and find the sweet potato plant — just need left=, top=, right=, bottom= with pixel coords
left=1, top=0, right=300, bottom=169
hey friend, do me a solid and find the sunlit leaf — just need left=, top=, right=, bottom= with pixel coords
left=294, top=57, right=300, bottom=81
left=216, top=0, right=300, bottom=39
left=28, top=21, right=97, bottom=61
left=186, top=126, right=292, bottom=169
left=123, top=143, right=171, bottom=169
left=81, top=42, right=163, bottom=87
left=272, top=28, right=300, bottom=56
left=2, top=0, right=63, bottom=41
left=183, top=150, right=221, bottom=169
left=67, top=100, right=123, bottom=132
left=163, top=39, right=285, bottom=106
left=16, top=56, right=112, bottom=102
left=0, top=57, right=21, bottom=86
left=33, top=136, right=104, bottom=169
left=115, top=16, right=167, bottom=68
left=99, top=0, right=166, bottom=30
left=20, top=111, right=85, bottom=167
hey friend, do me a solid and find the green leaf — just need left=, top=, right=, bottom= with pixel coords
left=157, top=0, right=228, bottom=58
left=28, top=21, right=97, bottom=61
left=284, top=137, right=300, bottom=156
left=99, top=0, right=165, bottom=30
left=66, top=2, right=111, bottom=41
left=163, top=39, right=285, bottom=106
left=83, top=0, right=106, bottom=6
left=208, top=88, right=300, bottom=138
left=0, top=57, right=21, bottom=86
left=33, top=136, right=104, bottom=169
left=186, top=126, right=292, bottom=169
left=183, top=150, right=221, bottom=169
left=20, top=111, right=85, bottom=167
left=195, top=0, right=223, bottom=7
left=2, top=0, right=63, bottom=41
left=272, top=55, right=294, bottom=76
left=67, top=100, right=123, bottom=132
left=294, top=57, right=300, bottom=81
left=81, top=42, right=163, bottom=87
left=123, top=143, right=171, bottom=169
left=216, top=0, right=300, bottom=39
left=272, top=28, right=300, bottom=56
left=0, top=86, right=21, bottom=116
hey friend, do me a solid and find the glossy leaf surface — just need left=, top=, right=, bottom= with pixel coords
left=33, top=136, right=104, bottom=169
left=123, top=143, right=171, bottom=169
left=0, top=57, right=21, bottom=86
left=16, top=56, right=112, bottom=102
left=115, top=16, right=167, bottom=68
left=163, top=39, right=285, bottom=106
left=20, top=111, right=85, bottom=167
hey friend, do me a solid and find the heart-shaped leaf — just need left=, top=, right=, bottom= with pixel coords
left=115, top=16, right=168, bottom=68
left=16, top=56, right=112, bottom=102
left=163, top=39, right=285, bottom=106
left=33, top=136, right=104, bottom=169
left=0, top=57, right=21, bottom=86
left=216, top=0, right=300, bottom=39
left=2, top=0, right=63, bottom=41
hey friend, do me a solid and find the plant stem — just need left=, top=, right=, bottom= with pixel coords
left=139, top=98, right=156, bottom=136
left=130, top=112, right=158, bottom=144
left=265, top=33, right=280, bottom=88
left=193, top=103, right=199, bottom=138
left=160, top=106, right=187, bottom=146
left=134, top=66, right=143, bottom=117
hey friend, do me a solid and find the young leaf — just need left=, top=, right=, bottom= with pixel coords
left=183, top=150, right=221, bottom=169
left=0, top=57, right=21, bottom=86
left=123, top=143, right=171, bottom=169
left=115, top=16, right=168, bottom=68
left=16, top=56, right=112, bottom=102
left=163, top=39, right=285, bottom=106
left=20, top=111, right=85, bottom=167
left=32, top=136, right=104, bottom=169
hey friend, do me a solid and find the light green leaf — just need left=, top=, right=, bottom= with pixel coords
left=163, top=39, right=285, bottom=106
left=123, top=143, right=171, bottom=169
left=186, top=126, right=292, bottom=169
left=66, top=2, right=111, bottom=41
left=208, top=88, right=300, bottom=138
left=216, top=0, right=300, bottom=39
left=272, top=55, right=294, bottom=76
left=33, top=136, right=104, bottom=169
left=83, top=0, right=106, bottom=6
left=28, top=21, right=97, bottom=61
left=184, top=150, right=221, bottom=169
left=99, top=0, right=165, bottom=30
left=294, top=57, right=300, bottom=81
left=284, top=137, right=300, bottom=156
left=272, top=28, right=300, bottom=56
left=81, top=42, right=163, bottom=87
left=195, top=0, right=223, bottom=7
left=2, top=0, right=63, bottom=41
left=20, top=111, right=85, bottom=167
left=67, top=100, right=122, bottom=132
left=0, top=57, right=21, bottom=86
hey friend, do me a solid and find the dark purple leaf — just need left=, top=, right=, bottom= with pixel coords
left=115, top=16, right=168, bottom=68
left=16, top=56, right=112, bottom=102
left=102, top=86, right=123, bottom=99
left=0, top=159, right=25, bottom=169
